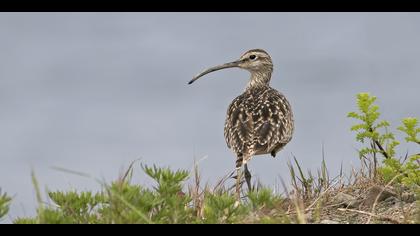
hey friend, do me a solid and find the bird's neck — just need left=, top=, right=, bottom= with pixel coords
left=246, top=70, right=272, bottom=89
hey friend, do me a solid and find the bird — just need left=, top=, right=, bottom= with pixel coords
left=188, top=49, right=294, bottom=198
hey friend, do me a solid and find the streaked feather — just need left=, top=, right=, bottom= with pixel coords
left=224, top=86, right=294, bottom=163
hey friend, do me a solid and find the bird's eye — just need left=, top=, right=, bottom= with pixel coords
left=249, top=55, right=256, bottom=60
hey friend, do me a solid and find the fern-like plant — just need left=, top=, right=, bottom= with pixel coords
left=347, top=93, right=399, bottom=160
left=348, top=93, right=419, bottom=187
left=380, top=117, right=420, bottom=187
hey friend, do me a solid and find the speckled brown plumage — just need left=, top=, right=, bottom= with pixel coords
left=188, top=48, right=294, bottom=194
left=224, top=85, right=293, bottom=167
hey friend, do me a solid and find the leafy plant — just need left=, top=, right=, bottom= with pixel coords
left=48, top=191, right=105, bottom=223
left=248, top=188, right=283, bottom=210
left=348, top=93, right=419, bottom=188
left=0, top=189, right=11, bottom=221
left=398, top=118, right=420, bottom=145
left=379, top=118, right=420, bottom=188
left=16, top=165, right=199, bottom=224
left=347, top=93, right=399, bottom=173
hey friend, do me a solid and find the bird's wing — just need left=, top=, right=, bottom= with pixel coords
left=224, top=93, right=254, bottom=156
left=224, top=88, right=294, bottom=156
left=252, top=88, right=294, bottom=152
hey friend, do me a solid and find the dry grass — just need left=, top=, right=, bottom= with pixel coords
left=185, top=156, right=418, bottom=224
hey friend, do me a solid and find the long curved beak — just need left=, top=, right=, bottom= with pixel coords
left=188, top=59, right=242, bottom=85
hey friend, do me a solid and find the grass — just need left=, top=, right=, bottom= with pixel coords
left=0, top=189, right=11, bottom=222
left=5, top=157, right=418, bottom=224
left=1, top=92, right=419, bottom=224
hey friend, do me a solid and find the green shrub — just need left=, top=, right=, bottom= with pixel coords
left=47, top=191, right=105, bottom=223
left=348, top=93, right=419, bottom=188
left=12, top=163, right=296, bottom=224
left=398, top=118, right=420, bottom=145
left=248, top=188, right=283, bottom=209
left=347, top=93, right=399, bottom=161
left=379, top=117, right=420, bottom=187
left=202, top=192, right=246, bottom=223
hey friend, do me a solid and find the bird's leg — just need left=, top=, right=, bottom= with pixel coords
left=235, top=167, right=242, bottom=200
left=234, top=156, right=244, bottom=200
left=244, top=163, right=252, bottom=192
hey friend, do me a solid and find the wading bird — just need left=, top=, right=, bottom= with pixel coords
left=188, top=49, right=294, bottom=198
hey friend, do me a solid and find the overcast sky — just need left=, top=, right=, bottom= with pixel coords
left=1, top=13, right=419, bottom=222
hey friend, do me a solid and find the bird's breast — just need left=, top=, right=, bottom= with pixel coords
left=224, top=86, right=294, bottom=157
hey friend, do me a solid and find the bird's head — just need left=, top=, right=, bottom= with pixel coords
left=237, top=49, right=273, bottom=72
left=188, top=49, right=273, bottom=85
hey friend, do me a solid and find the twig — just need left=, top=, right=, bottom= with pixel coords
left=337, top=208, right=402, bottom=224
left=374, top=139, right=390, bottom=159
left=368, top=127, right=390, bottom=159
